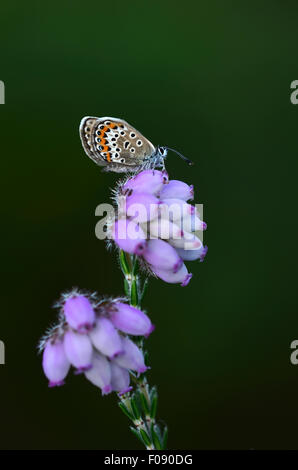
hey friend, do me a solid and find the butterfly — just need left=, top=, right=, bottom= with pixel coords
left=79, top=116, right=193, bottom=173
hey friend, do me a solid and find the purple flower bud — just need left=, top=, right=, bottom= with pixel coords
left=177, top=213, right=206, bottom=233
left=175, top=244, right=208, bottom=262
left=110, top=361, right=132, bottom=395
left=85, top=352, right=112, bottom=395
left=143, top=239, right=183, bottom=273
left=159, top=198, right=193, bottom=222
left=63, top=295, right=95, bottom=333
left=126, top=193, right=160, bottom=223
left=147, top=218, right=183, bottom=240
left=42, top=339, right=70, bottom=388
left=110, top=302, right=154, bottom=337
left=89, top=317, right=123, bottom=359
left=168, top=231, right=202, bottom=250
left=199, top=245, right=208, bottom=262
left=152, top=262, right=192, bottom=286
left=159, top=180, right=194, bottom=201
left=112, top=219, right=147, bottom=255
left=63, top=330, right=93, bottom=372
left=114, top=337, right=148, bottom=374
left=122, top=169, right=168, bottom=195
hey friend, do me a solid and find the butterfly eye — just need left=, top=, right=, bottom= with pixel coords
left=124, top=141, right=130, bottom=149
left=114, top=133, right=119, bottom=138
left=120, top=131, right=125, bottom=136
left=120, top=158, right=125, bottom=163
left=116, top=148, right=121, bottom=152
left=130, top=132, right=136, bottom=138
left=136, top=140, right=142, bottom=147
left=99, top=125, right=105, bottom=130
left=105, top=121, right=111, bottom=125
left=130, top=148, right=135, bottom=153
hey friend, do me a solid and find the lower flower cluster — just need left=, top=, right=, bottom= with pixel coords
left=40, top=291, right=154, bottom=395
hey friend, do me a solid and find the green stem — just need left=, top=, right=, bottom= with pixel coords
left=117, top=250, right=168, bottom=450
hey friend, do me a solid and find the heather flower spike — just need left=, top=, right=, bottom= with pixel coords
left=110, top=169, right=207, bottom=285
left=39, top=292, right=150, bottom=393
left=39, top=147, right=207, bottom=450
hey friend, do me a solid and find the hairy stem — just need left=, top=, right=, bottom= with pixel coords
left=117, top=251, right=168, bottom=450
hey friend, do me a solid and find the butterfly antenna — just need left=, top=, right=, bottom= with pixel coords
left=165, top=147, right=194, bottom=166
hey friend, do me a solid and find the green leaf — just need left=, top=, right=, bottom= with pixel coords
left=118, top=402, right=134, bottom=421
left=140, top=278, right=149, bottom=302
left=130, top=427, right=146, bottom=447
left=139, top=428, right=152, bottom=447
left=124, top=278, right=130, bottom=297
left=151, top=425, right=162, bottom=450
left=150, top=393, right=158, bottom=419
left=119, top=250, right=130, bottom=275
left=139, top=391, right=150, bottom=416
left=132, top=255, right=139, bottom=276
left=162, top=426, right=168, bottom=450
left=149, top=385, right=157, bottom=401
left=130, top=396, right=141, bottom=420
left=130, top=279, right=138, bottom=306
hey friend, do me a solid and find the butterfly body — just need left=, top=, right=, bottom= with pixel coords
left=80, top=116, right=166, bottom=173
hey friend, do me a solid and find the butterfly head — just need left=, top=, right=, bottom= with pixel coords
left=156, top=146, right=193, bottom=166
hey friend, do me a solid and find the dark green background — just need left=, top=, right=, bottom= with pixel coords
left=1, top=0, right=298, bottom=450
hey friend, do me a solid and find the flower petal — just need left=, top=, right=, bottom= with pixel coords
left=63, top=330, right=93, bottom=372
left=175, top=244, right=208, bottom=262
left=114, top=337, right=148, bottom=374
left=168, top=232, right=202, bottom=250
left=112, top=219, right=147, bottom=255
left=110, top=302, right=154, bottom=337
left=143, top=239, right=183, bottom=272
left=126, top=193, right=160, bottom=223
left=85, top=352, right=112, bottom=395
left=146, top=218, right=183, bottom=240
left=159, top=198, right=194, bottom=222
left=152, top=262, right=192, bottom=286
left=63, top=295, right=95, bottom=333
left=159, top=180, right=194, bottom=201
left=122, top=169, right=168, bottom=195
left=89, top=317, right=123, bottom=359
left=110, top=361, right=132, bottom=395
left=42, top=339, right=70, bottom=387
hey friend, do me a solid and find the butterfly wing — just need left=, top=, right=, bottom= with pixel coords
left=79, top=116, right=155, bottom=172
left=80, top=116, right=105, bottom=166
